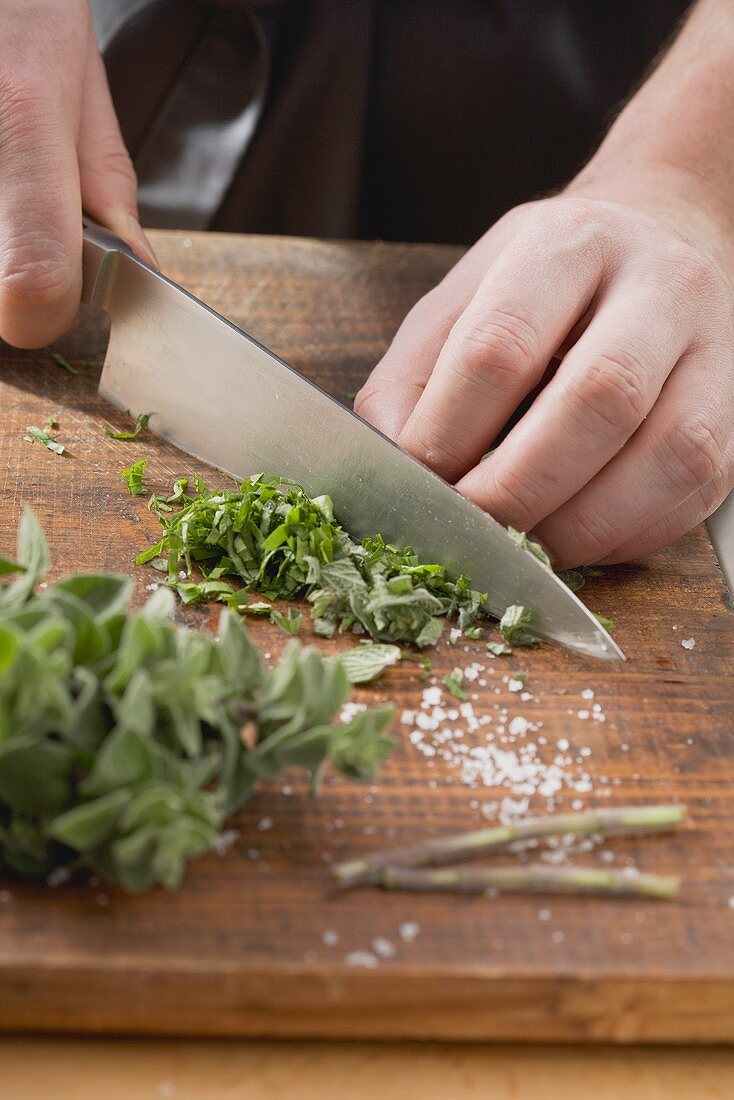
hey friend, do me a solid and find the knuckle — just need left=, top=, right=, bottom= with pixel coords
left=0, top=239, right=75, bottom=316
left=488, top=463, right=547, bottom=529
left=665, top=415, right=724, bottom=491
left=400, top=412, right=465, bottom=472
left=449, top=305, right=539, bottom=389
left=85, top=141, right=138, bottom=191
left=566, top=344, right=650, bottom=440
left=561, top=507, right=618, bottom=564
left=667, top=242, right=722, bottom=304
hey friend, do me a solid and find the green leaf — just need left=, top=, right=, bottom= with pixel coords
left=50, top=352, right=78, bottom=375
left=443, top=667, right=468, bottom=701
left=0, top=556, right=25, bottom=577
left=507, top=527, right=551, bottom=569
left=53, top=574, right=133, bottom=620
left=49, top=789, right=131, bottom=852
left=331, top=642, right=401, bottom=684
left=0, top=506, right=51, bottom=609
left=120, top=458, right=148, bottom=496
left=486, top=639, right=513, bottom=656
left=593, top=613, right=615, bottom=633
left=23, top=424, right=65, bottom=455
left=499, top=604, right=541, bottom=647
left=270, top=607, right=303, bottom=635
left=105, top=411, right=154, bottom=440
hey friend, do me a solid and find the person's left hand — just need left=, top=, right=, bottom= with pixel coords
left=354, top=192, right=734, bottom=567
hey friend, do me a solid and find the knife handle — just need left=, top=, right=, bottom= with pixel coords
left=81, top=217, right=135, bottom=311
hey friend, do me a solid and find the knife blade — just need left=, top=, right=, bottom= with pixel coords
left=81, top=221, right=624, bottom=661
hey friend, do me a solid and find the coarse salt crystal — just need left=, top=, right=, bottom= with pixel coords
left=580, top=688, right=595, bottom=700
left=508, top=678, right=524, bottom=693
left=258, top=816, right=273, bottom=831
left=538, top=908, right=552, bottom=921
left=372, top=936, right=397, bottom=959
left=681, top=638, right=696, bottom=650
left=344, top=950, right=379, bottom=969
left=322, top=929, right=339, bottom=947
left=399, top=921, right=421, bottom=942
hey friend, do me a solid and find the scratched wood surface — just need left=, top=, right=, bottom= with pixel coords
left=0, top=230, right=732, bottom=1043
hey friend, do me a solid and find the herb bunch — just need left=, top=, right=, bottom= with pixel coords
left=0, top=509, right=393, bottom=891
left=137, top=475, right=490, bottom=646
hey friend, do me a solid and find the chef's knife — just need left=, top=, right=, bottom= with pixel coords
left=81, top=220, right=624, bottom=660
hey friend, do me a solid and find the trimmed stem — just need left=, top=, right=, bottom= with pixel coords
left=381, top=864, right=680, bottom=900
left=332, top=804, right=685, bottom=889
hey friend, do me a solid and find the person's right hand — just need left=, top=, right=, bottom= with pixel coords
left=0, top=0, right=154, bottom=349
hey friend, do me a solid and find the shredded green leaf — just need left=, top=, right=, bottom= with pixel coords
left=105, top=411, right=154, bottom=441
left=507, top=527, right=552, bottom=569
left=418, top=657, right=432, bottom=682
left=0, top=510, right=393, bottom=892
left=331, top=642, right=401, bottom=684
left=443, top=667, right=468, bottom=701
left=593, top=612, right=615, bottom=633
left=486, top=639, right=513, bottom=656
left=50, top=352, right=77, bottom=375
left=23, top=424, right=65, bottom=455
left=139, top=474, right=490, bottom=647
left=499, top=604, right=541, bottom=647
left=120, top=459, right=148, bottom=497
left=270, top=608, right=303, bottom=635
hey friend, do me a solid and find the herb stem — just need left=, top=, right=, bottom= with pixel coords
left=332, top=804, right=686, bottom=889
left=380, top=864, right=680, bottom=900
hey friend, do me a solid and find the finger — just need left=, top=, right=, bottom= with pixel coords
left=354, top=206, right=527, bottom=439
left=534, top=346, right=734, bottom=566
left=598, top=455, right=733, bottom=565
left=78, top=31, right=157, bottom=267
left=0, top=24, right=84, bottom=347
left=457, top=277, right=691, bottom=530
left=395, top=222, right=607, bottom=482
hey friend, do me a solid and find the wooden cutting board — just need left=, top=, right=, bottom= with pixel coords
left=0, top=230, right=732, bottom=1043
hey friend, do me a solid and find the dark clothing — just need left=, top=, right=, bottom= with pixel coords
left=94, top=0, right=691, bottom=244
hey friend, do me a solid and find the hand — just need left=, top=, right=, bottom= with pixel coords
left=355, top=192, right=734, bottom=567
left=0, top=0, right=154, bottom=349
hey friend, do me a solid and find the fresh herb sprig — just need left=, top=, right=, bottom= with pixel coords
left=0, top=509, right=393, bottom=891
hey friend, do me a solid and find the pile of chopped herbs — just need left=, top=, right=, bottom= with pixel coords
left=0, top=509, right=393, bottom=892
left=136, top=474, right=492, bottom=647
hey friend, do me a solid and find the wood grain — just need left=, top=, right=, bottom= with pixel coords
left=0, top=230, right=732, bottom=1042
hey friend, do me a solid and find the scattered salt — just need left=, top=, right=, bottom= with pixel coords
left=508, top=678, right=524, bottom=693
left=322, top=929, right=339, bottom=947
left=537, top=908, right=552, bottom=922
left=681, top=638, right=696, bottom=650
left=212, top=829, right=239, bottom=855
left=344, top=950, right=379, bottom=969
left=399, top=921, right=421, bottom=942
left=258, top=816, right=273, bottom=832
left=580, top=688, right=594, bottom=700
left=372, top=936, right=397, bottom=959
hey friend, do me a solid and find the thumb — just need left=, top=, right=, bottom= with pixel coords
left=77, top=36, right=157, bottom=268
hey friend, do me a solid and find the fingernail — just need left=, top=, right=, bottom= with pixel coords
left=126, top=214, right=159, bottom=269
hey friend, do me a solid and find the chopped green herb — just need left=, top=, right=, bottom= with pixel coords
left=120, top=459, right=148, bottom=497
left=240, top=601, right=272, bottom=616
left=23, top=424, right=65, bottom=455
left=270, top=607, right=303, bottom=635
left=50, top=352, right=77, bottom=375
left=558, top=566, right=605, bottom=593
left=331, top=642, right=401, bottom=684
left=486, top=639, right=513, bottom=656
left=418, top=657, right=432, bottom=682
left=0, top=509, right=393, bottom=892
left=137, top=475, right=489, bottom=647
left=443, top=667, right=468, bottom=701
left=105, top=411, right=154, bottom=441
left=507, top=527, right=552, bottom=569
left=344, top=391, right=358, bottom=403
left=593, top=613, right=615, bottom=633
left=499, top=604, right=541, bottom=647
